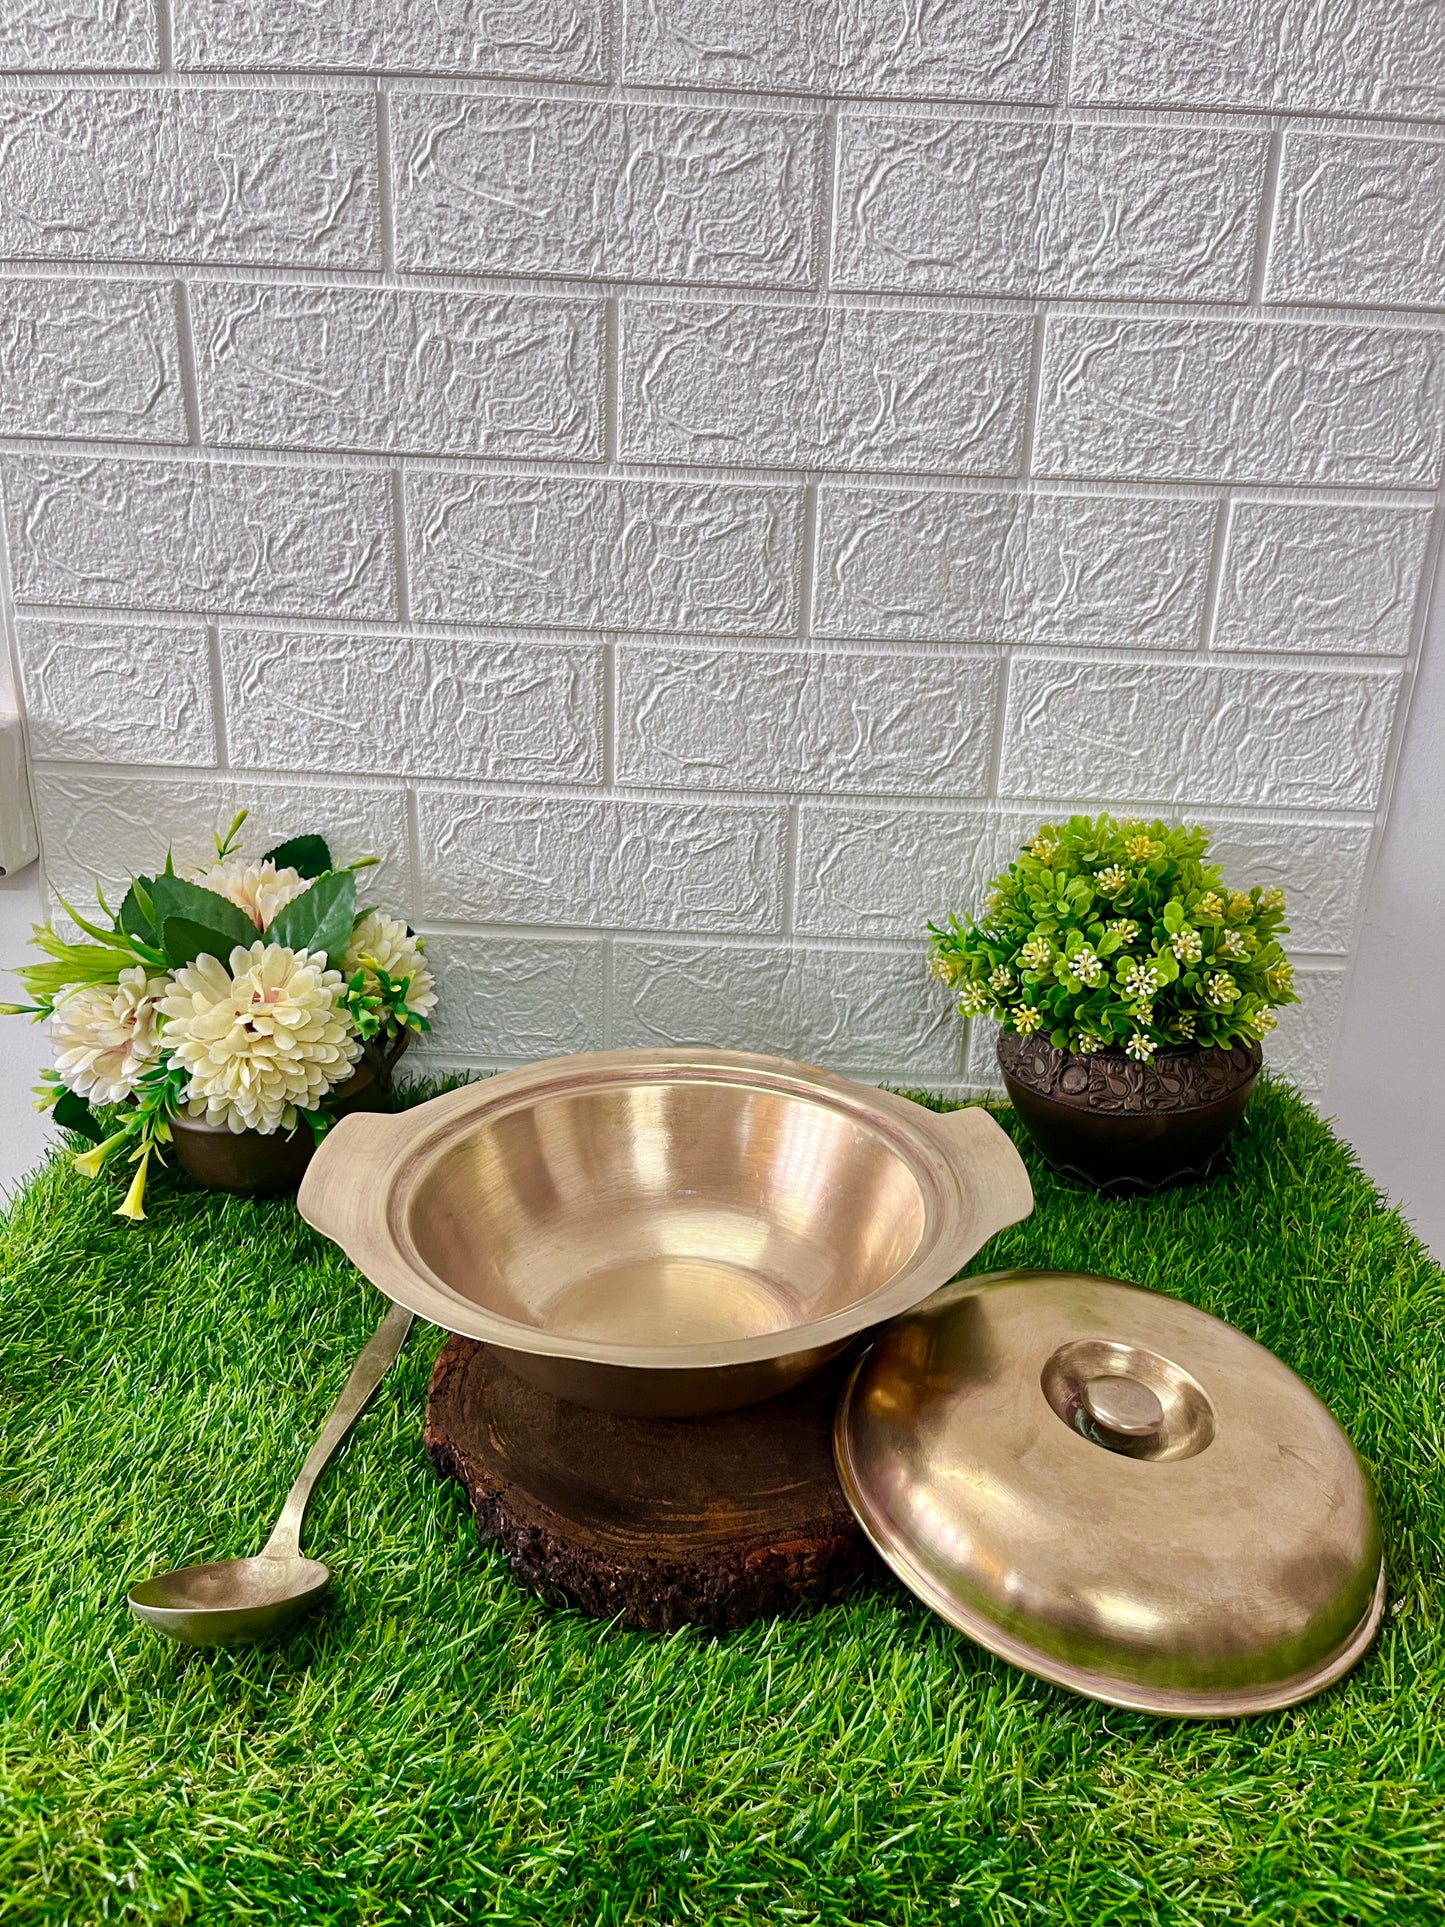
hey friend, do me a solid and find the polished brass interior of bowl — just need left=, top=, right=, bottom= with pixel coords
left=297, top=1049, right=1034, bottom=1416
left=408, top=1079, right=929, bottom=1348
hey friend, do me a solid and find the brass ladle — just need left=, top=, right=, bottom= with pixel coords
left=127, top=1300, right=415, bottom=1648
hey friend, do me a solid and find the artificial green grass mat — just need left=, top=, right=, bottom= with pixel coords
left=1, top=1078, right=1442, bottom=1927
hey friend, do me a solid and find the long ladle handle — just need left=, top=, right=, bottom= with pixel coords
left=261, top=1299, right=415, bottom=1561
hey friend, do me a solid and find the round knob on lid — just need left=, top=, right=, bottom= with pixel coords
left=1080, top=1373, right=1165, bottom=1446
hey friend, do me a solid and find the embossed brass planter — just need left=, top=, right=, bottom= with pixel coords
left=836, top=1269, right=1384, bottom=1716
left=298, top=1049, right=1034, bottom=1417
left=998, top=1035, right=1262, bottom=1191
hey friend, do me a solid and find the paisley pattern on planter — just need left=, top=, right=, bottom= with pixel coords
left=997, top=1033, right=1262, bottom=1115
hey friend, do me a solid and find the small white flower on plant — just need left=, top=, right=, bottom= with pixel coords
left=1028, top=835, right=1059, bottom=863
left=1247, top=1006, right=1278, bottom=1036
left=1096, top=865, right=1128, bottom=895
left=1130, top=1000, right=1154, bottom=1026
left=1170, top=927, right=1202, bottom=964
left=1106, top=919, right=1139, bottom=945
left=1218, top=928, right=1249, bottom=961
left=161, top=942, right=360, bottom=1136
left=202, top=856, right=311, bottom=932
left=1206, top=971, right=1239, bottom=1007
left=50, top=965, right=168, bottom=1104
left=1019, top=936, right=1052, bottom=972
left=1196, top=891, right=1224, bottom=919
left=1070, top=946, right=1106, bottom=987
left=342, top=911, right=438, bottom=1021
left=1267, top=959, right=1294, bottom=992
left=1122, top=961, right=1157, bottom=1001
left=957, top=981, right=990, bottom=1016
left=928, top=954, right=957, bottom=984
left=1125, top=1032, right=1155, bottom=1062
left=1124, top=834, right=1158, bottom=862
left=1075, top=1032, right=1102, bottom=1055
left=1013, top=1005, right=1044, bottom=1035
left=1174, top=1011, right=1197, bottom=1040
left=988, top=965, right=1014, bottom=994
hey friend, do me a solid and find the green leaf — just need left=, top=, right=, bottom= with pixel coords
left=149, top=875, right=256, bottom=952
left=263, top=834, right=332, bottom=880
left=1162, top=900, right=1185, bottom=934
left=265, top=870, right=355, bottom=967
left=1152, top=949, right=1179, bottom=985
left=52, top=1088, right=106, bottom=1143
left=162, top=918, right=245, bottom=971
left=119, top=877, right=159, bottom=947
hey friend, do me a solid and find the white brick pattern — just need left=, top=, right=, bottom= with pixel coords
left=6, top=3, right=1443, bottom=1097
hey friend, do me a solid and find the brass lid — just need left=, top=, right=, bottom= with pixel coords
left=835, top=1269, right=1384, bottom=1716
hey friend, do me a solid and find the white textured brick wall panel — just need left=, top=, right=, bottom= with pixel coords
left=0, top=88, right=379, bottom=269
left=612, top=940, right=966, bottom=1080
left=1000, top=659, right=1402, bottom=813
left=18, top=615, right=215, bottom=766
left=220, top=628, right=602, bottom=783
left=615, top=642, right=1002, bottom=796
left=4, top=455, right=395, bottom=618
left=34, top=770, right=416, bottom=921
left=814, top=487, right=1215, bottom=647
left=175, top=0, right=605, bottom=81
left=192, top=285, right=606, bottom=462
left=0, top=277, right=184, bottom=443
left=3, top=0, right=157, bottom=71
left=407, top=473, right=802, bottom=635
left=833, top=118, right=1264, bottom=302
left=411, top=933, right=608, bottom=1062
left=418, top=791, right=787, bottom=932
left=1037, top=317, right=1445, bottom=489
left=989, top=805, right=1373, bottom=955
left=1268, top=133, right=1445, bottom=312
left=618, top=300, right=1032, bottom=475
left=1214, top=502, right=1434, bottom=656
left=793, top=803, right=996, bottom=938
left=1267, top=967, right=1346, bottom=1092
left=391, top=93, right=820, bottom=290
left=622, top=0, right=1063, bottom=104
left=1071, top=0, right=1445, bottom=120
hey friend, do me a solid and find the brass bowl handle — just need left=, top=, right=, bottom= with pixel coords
left=297, top=1110, right=402, bottom=1249
left=925, top=1103, right=1034, bottom=1244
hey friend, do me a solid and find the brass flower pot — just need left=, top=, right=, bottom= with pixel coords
left=169, top=1035, right=410, bottom=1197
left=996, top=1033, right=1262, bottom=1192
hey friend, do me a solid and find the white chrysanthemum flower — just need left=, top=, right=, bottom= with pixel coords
left=1096, top=865, right=1128, bottom=895
left=1013, top=1005, right=1043, bottom=1035
left=201, top=856, right=311, bottom=932
left=161, top=942, right=360, bottom=1136
left=957, top=981, right=990, bottom=1016
left=341, top=911, right=438, bottom=1020
left=50, top=965, right=169, bottom=1104
left=1171, top=927, right=1202, bottom=964
left=1125, top=1032, right=1156, bottom=1062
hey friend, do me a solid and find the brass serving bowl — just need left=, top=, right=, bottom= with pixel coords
left=298, top=1049, right=1033, bottom=1416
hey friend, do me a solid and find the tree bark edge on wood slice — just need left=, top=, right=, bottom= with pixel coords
left=423, top=1334, right=881, bottom=1634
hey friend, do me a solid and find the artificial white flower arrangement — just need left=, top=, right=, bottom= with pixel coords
left=3, top=812, right=436, bottom=1220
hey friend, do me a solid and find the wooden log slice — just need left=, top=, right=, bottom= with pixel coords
left=423, top=1336, right=880, bottom=1632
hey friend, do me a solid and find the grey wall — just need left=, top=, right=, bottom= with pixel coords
left=3, top=1, right=1443, bottom=1093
